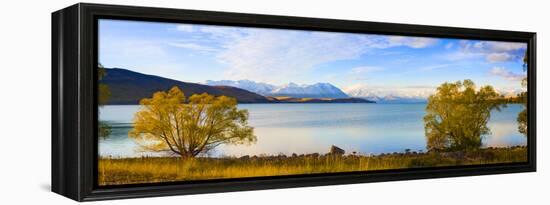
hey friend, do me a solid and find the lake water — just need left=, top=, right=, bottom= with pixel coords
left=99, top=103, right=526, bottom=157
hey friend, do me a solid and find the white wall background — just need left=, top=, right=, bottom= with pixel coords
left=0, top=0, right=547, bottom=204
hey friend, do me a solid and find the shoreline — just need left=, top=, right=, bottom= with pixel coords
left=99, top=146, right=527, bottom=185
left=99, top=145, right=527, bottom=159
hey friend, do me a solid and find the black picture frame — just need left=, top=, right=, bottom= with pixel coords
left=52, top=3, right=536, bottom=201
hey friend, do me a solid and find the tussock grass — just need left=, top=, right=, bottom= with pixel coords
left=99, top=146, right=527, bottom=185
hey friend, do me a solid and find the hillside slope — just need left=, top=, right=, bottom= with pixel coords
left=100, top=68, right=271, bottom=104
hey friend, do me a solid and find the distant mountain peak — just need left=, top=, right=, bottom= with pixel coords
left=314, top=82, right=332, bottom=86
left=344, top=84, right=435, bottom=103
left=284, top=82, right=300, bottom=87
left=204, top=80, right=349, bottom=99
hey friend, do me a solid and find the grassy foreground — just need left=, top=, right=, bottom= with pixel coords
left=99, top=146, right=527, bottom=185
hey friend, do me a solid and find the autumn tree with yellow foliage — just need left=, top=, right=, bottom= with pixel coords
left=129, top=86, right=256, bottom=159
left=98, top=63, right=112, bottom=138
left=424, top=80, right=504, bottom=152
left=517, top=52, right=528, bottom=136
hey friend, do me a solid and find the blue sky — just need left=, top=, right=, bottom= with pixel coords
left=99, top=19, right=527, bottom=95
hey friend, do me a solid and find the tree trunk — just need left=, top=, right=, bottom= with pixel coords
left=179, top=152, right=195, bottom=161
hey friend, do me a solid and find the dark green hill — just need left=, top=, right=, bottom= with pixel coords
left=100, top=68, right=271, bottom=104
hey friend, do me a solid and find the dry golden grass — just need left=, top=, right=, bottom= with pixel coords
left=98, top=146, right=527, bottom=186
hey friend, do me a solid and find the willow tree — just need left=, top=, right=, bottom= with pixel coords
left=98, top=63, right=111, bottom=138
left=424, top=80, right=504, bottom=152
left=517, top=51, right=528, bottom=136
left=129, top=86, right=256, bottom=158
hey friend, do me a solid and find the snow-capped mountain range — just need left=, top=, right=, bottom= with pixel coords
left=204, top=80, right=276, bottom=96
left=271, top=82, right=349, bottom=98
left=343, top=85, right=435, bottom=103
left=204, top=80, right=349, bottom=99
left=343, top=84, right=524, bottom=103
left=204, top=80, right=524, bottom=103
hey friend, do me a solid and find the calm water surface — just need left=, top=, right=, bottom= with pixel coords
left=99, top=103, right=526, bottom=157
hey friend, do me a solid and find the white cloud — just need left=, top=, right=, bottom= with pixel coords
left=418, top=64, right=453, bottom=71
left=486, top=42, right=526, bottom=52
left=198, top=26, right=248, bottom=41
left=217, top=31, right=371, bottom=83
left=445, top=43, right=454, bottom=49
left=387, top=36, right=439, bottom=48
left=486, top=52, right=513, bottom=62
left=489, top=67, right=525, bottom=81
left=172, top=25, right=440, bottom=84
left=175, top=25, right=194, bottom=32
left=215, top=33, right=438, bottom=83
left=444, top=50, right=484, bottom=61
left=168, top=42, right=219, bottom=53
left=445, top=40, right=526, bottom=63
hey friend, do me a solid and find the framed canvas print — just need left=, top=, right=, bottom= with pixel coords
left=52, top=3, right=536, bottom=201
